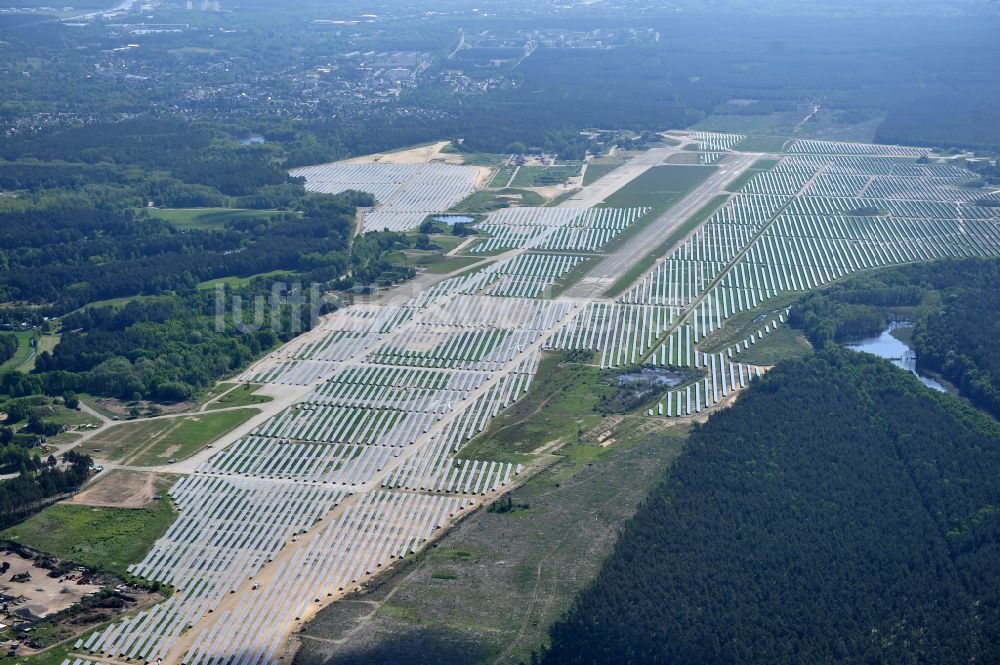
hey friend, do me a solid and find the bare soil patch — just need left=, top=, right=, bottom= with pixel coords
left=67, top=470, right=157, bottom=509
left=0, top=552, right=100, bottom=620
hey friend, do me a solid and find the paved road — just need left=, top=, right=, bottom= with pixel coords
left=560, top=143, right=687, bottom=208
left=561, top=152, right=759, bottom=300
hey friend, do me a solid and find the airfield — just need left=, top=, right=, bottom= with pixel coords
left=52, top=130, right=1000, bottom=665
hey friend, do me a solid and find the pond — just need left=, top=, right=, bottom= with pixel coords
left=844, top=323, right=946, bottom=392
left=432, top=215, right=475, bottom=225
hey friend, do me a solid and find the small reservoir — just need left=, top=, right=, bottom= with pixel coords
left=844, top=324, right=946, bottom=392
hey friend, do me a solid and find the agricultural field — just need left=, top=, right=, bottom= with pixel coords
left=34, top=132, right=1000, bottom=664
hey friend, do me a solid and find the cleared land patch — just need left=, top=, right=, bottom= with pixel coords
left=206, top=384, right=272, bottom=410
left=80, top=409, right=259, bottom=466
left=294, top=430, right=687, bottom=665
left=2, top=489, right=176, bottom=578
left=147, top=207, right=281, bottom=230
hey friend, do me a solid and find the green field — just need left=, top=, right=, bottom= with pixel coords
left=488, top=167, right=516, bottom=188
left=663, top=152, right=702, bottom=165
left=602, top=165, right=717, bottom=208
left=207, top=384, right=272, bottom=410
left=420, top=255, right=484, bottom=274
left=547, top=256, right=598, bottom=298
left=1, top=499, right=175, bottom=578
left=510, top=164, right=581, bottom=188
left=582, top=161, right=623, bottom=186
left=29, top=402, right=101, bottom=428
left=458, top=353, right=613, bottom=463
left=196, top=269, right=292, bottom=290
left=296, top=427, right=687, bottom=665
left=0, top=332, right=60, bottom=374
left=81, top=408, right=258, bottom=465
left=147, top=207, right=283, bottom=229
left=696, top=294, right=812, bottom=366
left=0, top=331, right=36, bottom=372
left=725, top=157, right=782, bottom=192
left=450, top=188, right=546, bottom=214
left=732, top=134, right=793, bottom=153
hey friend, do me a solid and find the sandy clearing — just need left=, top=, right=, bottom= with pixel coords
left=67, top=469, right=157, bottom=509
left=339, top=140, right=493, bottom=189
left=0, top=553, right=102, bottom=619
left=341, top=141, right=461, bottom=165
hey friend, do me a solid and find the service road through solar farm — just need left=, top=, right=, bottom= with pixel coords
left=59, top=132, right=1000, bottom=665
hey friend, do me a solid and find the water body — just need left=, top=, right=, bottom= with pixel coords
left=845, top=324, right=946, bottom=392
left=432, top=215, right=474, bottom=225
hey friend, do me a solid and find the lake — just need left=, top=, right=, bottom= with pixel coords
left=844, top=324, right=946, bottom=392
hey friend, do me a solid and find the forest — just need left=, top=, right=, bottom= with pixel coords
left=538, top=349, right=1000, bottom=664
left=0, top=334, right=16, bottom=365
left=791, top=258, right=1000, bottom=420
left=0, top=446, right=93, bottom=529
left=0, top=110, right=418, bottom=404
left=0, top=190, right=382, bottom=312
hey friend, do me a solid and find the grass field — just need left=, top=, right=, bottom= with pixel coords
left=582, top=161, right=623, bottom=186
left=694, top=110, right=805, bottom=136
left=80, top=408, right=258, bottom=465
left=696, top=293, right=810, bottom=365
left=732, top=134, right=792, bottom=153
left=207, top=384, right=272, bottom=410
left=147, top=207, right=282, bottom=229
left=0, top=332, right=60, bottom=374
left=602, top=165, right=717, bottom=208
left=29, top=402, right=101, bottom=428
left=450, top=188, right=546, bottom=214
left=488, top=167, right=516, bottom=188
left=0, top=331, right=36, bottom=372
left=1, top=494, right=176, bottom=578
left=295, top=427, right=687, bottom=665
left=196, top=269, right=291, bottom=290
left=458, top=353, right=613, bottom=463
left=738, top=325, right=813, bottom=365
left=510, top=164, right=581, bottom=188
left=547, top=256, right=598, bottom=298
left=420, top=255, right=483, bottom=274
left=663, top=152, right=701, bottom=165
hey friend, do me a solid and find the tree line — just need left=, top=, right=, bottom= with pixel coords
left=537, top=349, right=1000, bottom=664
left=790, top=257, right=1000, bottom=420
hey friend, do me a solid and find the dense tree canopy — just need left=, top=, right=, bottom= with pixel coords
left=539, top=350, right=1000, bottom=664
left=791, top=258, right=1000, bottom=419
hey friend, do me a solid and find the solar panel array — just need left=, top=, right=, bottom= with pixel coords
left=62, top=137, right=1000, bottom=664
left=290, top=162, right=479, bottom=232
left=471, top=206, right=651, bottom=253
